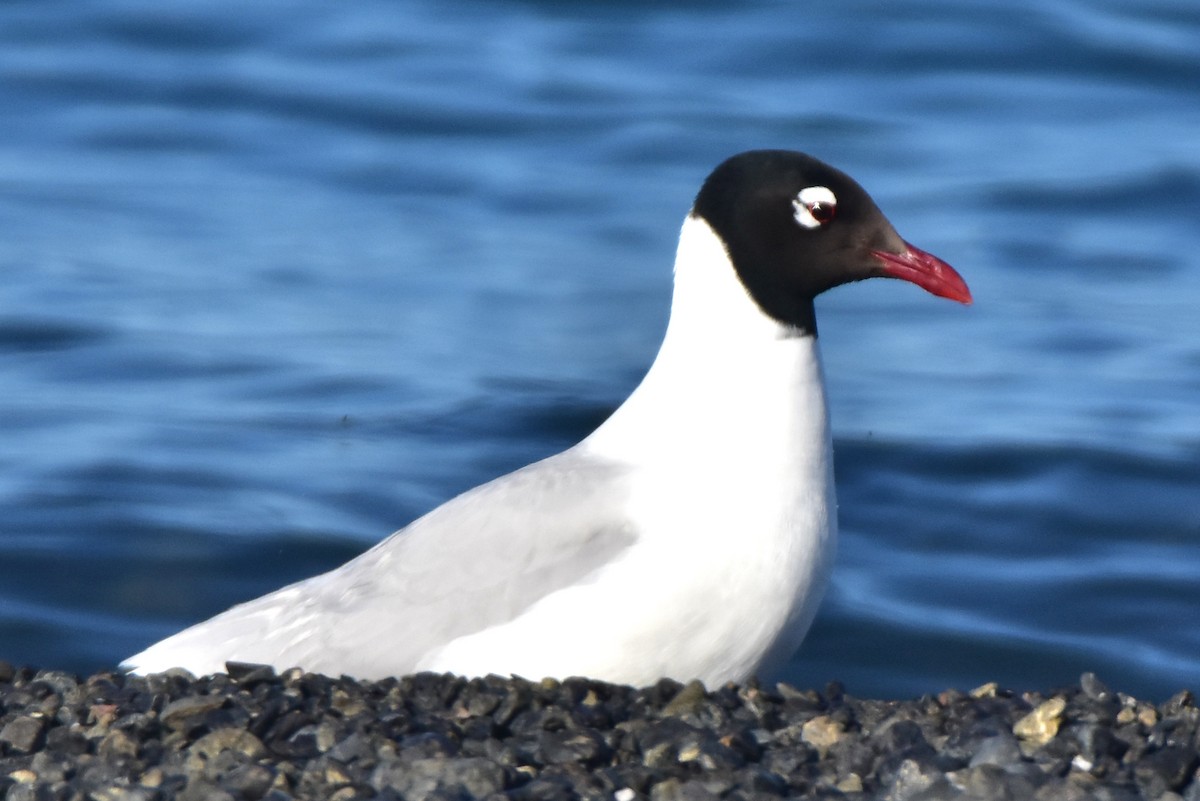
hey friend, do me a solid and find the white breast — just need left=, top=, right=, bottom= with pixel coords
left=422, top=216, right=838, bottom=686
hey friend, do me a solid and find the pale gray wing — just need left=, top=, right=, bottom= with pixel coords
left=122, top=448, right=638, bottom=678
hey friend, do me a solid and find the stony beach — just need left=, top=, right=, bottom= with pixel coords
left=1, top=661, right=1197, bottom=801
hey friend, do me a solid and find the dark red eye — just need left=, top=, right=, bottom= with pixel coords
left=793, top=186, right=838, bottom=229
left=808, top=201, right=836, bottom=224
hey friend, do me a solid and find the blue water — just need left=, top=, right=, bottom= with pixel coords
left=1, top=0, right=1197, bottom=701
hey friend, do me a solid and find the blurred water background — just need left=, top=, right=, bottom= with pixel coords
left=1, top=0, right=1197, bottom=700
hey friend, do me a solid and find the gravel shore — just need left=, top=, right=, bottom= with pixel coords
left=1, top=661, right=1197, bottom=801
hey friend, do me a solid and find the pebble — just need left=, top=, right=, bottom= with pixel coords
left=0, top=715, right=47, bottom=754
left=1014, top=695, right=1066, bottom=746
left=0, top=666, right=1196, bottom=800
left=799, top=714, right=843, bottom=756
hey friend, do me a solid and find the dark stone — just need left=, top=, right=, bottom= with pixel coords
left=32, top=671, right=79, bottom=697
left=371, top=756, right=506, bottom=799
left=506, top=776, right=569, bottom=801
left=1076, top=722, right=1127, bottom=763
left=1184, top=772, right=1200, bottom=801
left=827, top=738, right=875, bottom=779
left=459, top=683, right=502, bottom=718
left=1089, top=786, right=1148, bottom=801
left=759, top=746, right=809, bottom=780
left=265, top=709, right=316, bottom=747
left=1163, top=689, right=1195, bottom=716
left=775, top=684, right=825, bottom=715
left=493, top=682, right=533, bottom=729
left=143, top=669, right=198, bottom=696
left=637, top=718, right=743, bottom=772
left=823, top=682, right=846, bottom=706
left=94, top=787, right=160, bottom=801
left=1134, top=745, right=1199, bottom=797
left=97, top=729, right=139, bottom=761
left=871, top=717, right=938, bottom=784
left=161, top=695, right=229, bottom=731
left=883, top=758, right=950, bottom=801
left=661, top=681, right=708, bottom=718
left=186, top=728, right=268, bottom=777
left=5, top=785, right=42, bottom=801
left=43, top=727, right=89, bottom=756
left=721, top=728, right=764, bottom=763
left=1080, top=673, right=1112, bottom=702
left=325, top=731, right=375, bottom=764
left=0, top=665, right=1197, bottom=801
left=220, top=762, right=276, bottom=799
left=737, top=766, right=788, bottom=795
left=645, top=679, right=685, bottom=708
left=1112, top=722, right=1147, bottom=762
left=637, top=718, right=704, bottom=768
left=246, top=696, right=291, bottom=740
left=397, top=731, right=459, bottom=760
left=954, top=762, right=1038, bottom=800
left=272, top=724, right=321, bottom=760
left=968, top=733, right=1022, bottom=768
left=650, top=778, right=721, bottom=801
left=458, top=714, right=497, bottom=742
left=538, top=728, right=610, bottom=767
left=179, top=779, right=237, bottom=801
left=224, top=663, right=277, bottom=686
left=403, top=673, right=464, bottom=716
left=0, top=716, right=48, bottom=754
left=76, top=758, right=141, bottom=792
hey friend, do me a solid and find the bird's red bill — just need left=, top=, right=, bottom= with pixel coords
left=871, top=242, right=973, bottom=304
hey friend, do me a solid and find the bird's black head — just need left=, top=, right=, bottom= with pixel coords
left=691, top=150, right=971, bottom=335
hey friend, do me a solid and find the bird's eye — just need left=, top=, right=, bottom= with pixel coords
left=792, top=186, right=838, bottom=230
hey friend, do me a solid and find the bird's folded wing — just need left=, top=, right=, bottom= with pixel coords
left=121, top=449, right=638, bottom=679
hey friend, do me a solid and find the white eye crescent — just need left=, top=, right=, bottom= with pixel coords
left=792, top=185, right=838, bottom=229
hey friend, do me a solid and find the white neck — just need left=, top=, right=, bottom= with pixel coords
left=585, top=215, right=830, bottom=469
left=579, top=214, right=836, bottom=683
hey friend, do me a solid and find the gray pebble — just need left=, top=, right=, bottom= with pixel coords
left=968, top=733, right=1021, bottom=767
left=0, top=668, right=1197, bottom=800
left=372, top=756, right=506, bottom=799
left=0, top=715, right=48, bottom=754
left=161, top=695, right=229, bottom=730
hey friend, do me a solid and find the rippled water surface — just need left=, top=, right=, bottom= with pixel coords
left=2, top=0, right=1198, bottom=699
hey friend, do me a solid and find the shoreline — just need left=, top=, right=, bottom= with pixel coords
left=1, top=662, right=1196, bottom=800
